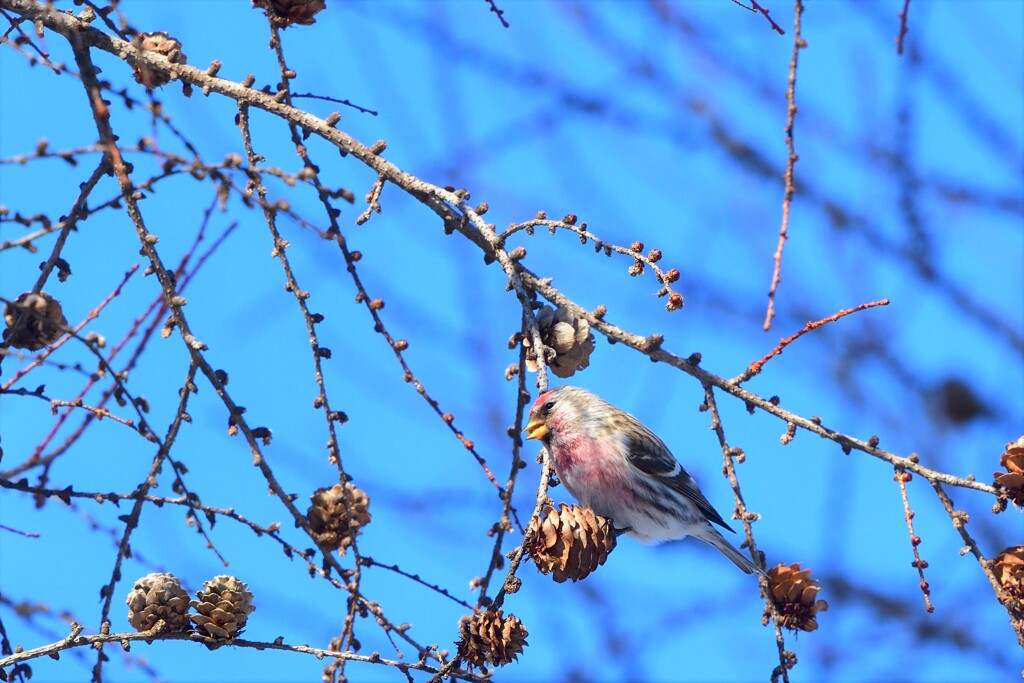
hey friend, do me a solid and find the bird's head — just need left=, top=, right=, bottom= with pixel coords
left=523, top=386, right=599, bottom=441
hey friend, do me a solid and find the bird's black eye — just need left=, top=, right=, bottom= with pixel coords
left=544, top=401, right=555, bottom=411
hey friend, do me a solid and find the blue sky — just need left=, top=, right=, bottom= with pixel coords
left=1, top=1, right=1021, bottom=681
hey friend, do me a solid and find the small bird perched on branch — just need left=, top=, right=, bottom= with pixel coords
left=524, top=385, right=763, bottom=575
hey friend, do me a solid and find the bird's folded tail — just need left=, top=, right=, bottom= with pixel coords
left=698, top=527, right=765, bottom=576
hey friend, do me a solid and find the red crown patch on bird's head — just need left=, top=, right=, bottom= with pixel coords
left=530, top=388, right=559, bottom=412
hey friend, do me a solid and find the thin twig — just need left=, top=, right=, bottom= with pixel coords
left=500, top=216, right=684, bottom=308
left=0, top=159, right=109, bottom=363
left=484, top=0, right=509, bottom=28
left=763, top=0, right=805, bottom=331
left=0, top=524, right=39, bottom=538
left=738, top=299, right=890, bottom=382
left=289, top=92, right=377, bottom=115
left=474, top=344, right=533, bottom=608
left=894, top=470, right=933, bottom=613
left=262, top=22, right=446, bottom=674
left=0, top=625, right=479, bottom=680
left=731, top=0, right=785, bottom=35
left=1, top=265, right=138, bottom=393
left=356, top=172, right=386, bottom=225
left=928, top=480, right=1022, bottom=647
left=702, top=384, right=788, bottom=683
left=896, top=0, right=911, bottom=55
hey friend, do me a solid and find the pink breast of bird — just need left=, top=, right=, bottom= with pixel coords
left=547, top=426, right=634, bottom=501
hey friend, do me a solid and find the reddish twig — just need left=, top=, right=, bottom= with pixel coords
left=763, top=0, right=805, bottom=331
left=2, top=204, right=231, bottom=480
left=1, top=264, right=139, bottom=392
left=14, top=265, right=141, bottom=487
left=894, top=470, right=933, bottom=613
left=739, top=299, right=889, bottom=382
left=896, top=0, right=911, bottom=55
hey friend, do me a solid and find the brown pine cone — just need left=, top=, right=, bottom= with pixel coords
left=252, top=0, right=326, bottom=27
left=523, top=305, right=595, bottom=379
left=190, top=575, right=255, bottom=640
left=764, top=563, right=828, bottom=632
left=526, top=503, right=616, bottom=583
left=993, top=546, right=1024, bottom=634
left=307, top=482, right=371, bottom=554
left=456, top=609, right=528, bottom=670
left=994, top=437, right=1024, bottom=507
left=131, top=32, right=187, bottom=88
left=125, top=572, right=190, bottom=633
left=3, top=292, right=67, bottom=350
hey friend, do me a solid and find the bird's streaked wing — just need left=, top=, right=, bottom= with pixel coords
left=620, top=414, right=735, bottom=532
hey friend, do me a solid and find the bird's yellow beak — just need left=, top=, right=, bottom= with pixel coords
left=523, top=416, right=549, bottom=440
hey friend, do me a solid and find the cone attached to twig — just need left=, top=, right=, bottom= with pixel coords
left=456, top=609, right=528, bottom=670
left=523, top=304, right=595, bottom=379
left=190, top=575, right=255, bottom=640
left=307, top=482, right=371, bottom=554
left=526, top=503, right=616, bottom=583
left=131, top=32, right=187, bottom=88
left=993, top=546, right=1024, bottom=634
left=252, top=0, right=326, bottom=27
left=994, top=437, right=1024, bottom=507
left=765, top=563, right=829, bottom=632
left=3, top=291, right=67, bottom=350
left=125, top=572, right=191, bottom=633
